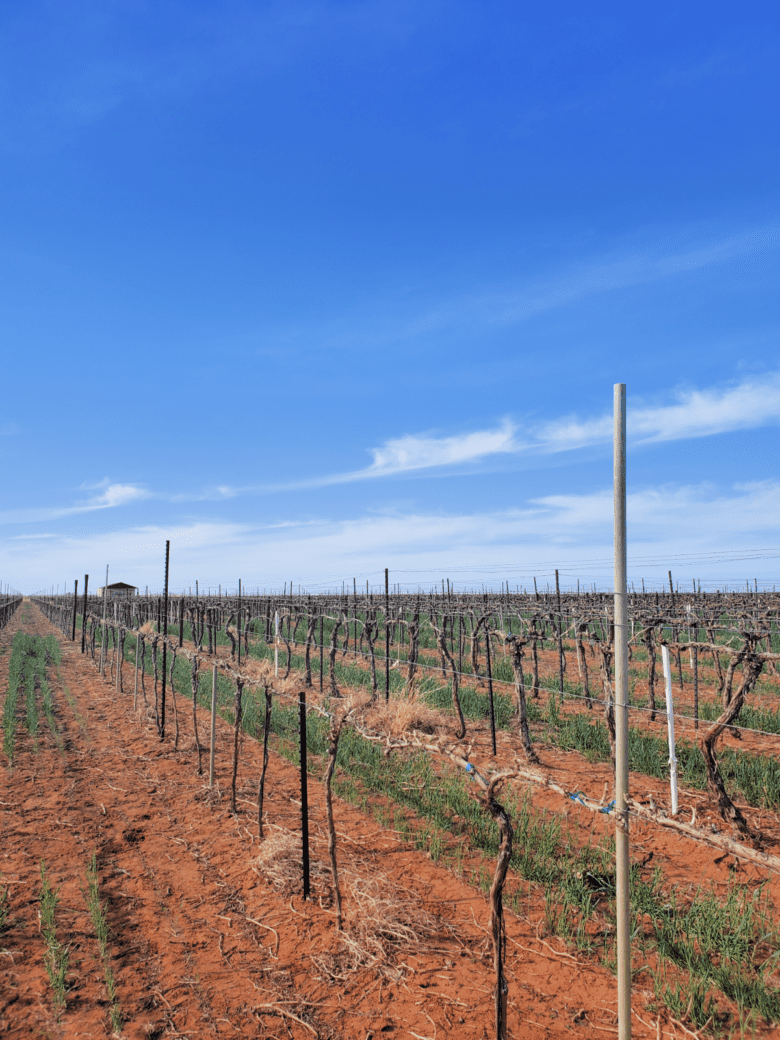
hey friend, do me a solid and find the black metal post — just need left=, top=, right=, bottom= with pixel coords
left=160, top=540, right=170, bottom=739
left=81, top=575, right=89, bottom=653
left=179, top=594, right=184, bottom=647
left=71, top=579, right=78, bottom=641
left=238, top=578, right=242, bottom=666
left=299, top=688, right=310, bottom=899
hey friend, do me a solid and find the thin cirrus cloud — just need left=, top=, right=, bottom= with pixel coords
left=0, top=482, right=148, bottom=525
left=345, top=420, right=519, bottom=480
left=11, top=372, right=777, bottom=518
left=372, top=222, right=780, bottom=346
left=268, top=371, right=780, bottom=490
left=538, top=371, right=780, bottom=451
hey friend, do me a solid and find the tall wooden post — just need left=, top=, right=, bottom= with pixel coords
left=613, top=383, right=631, bottom=1040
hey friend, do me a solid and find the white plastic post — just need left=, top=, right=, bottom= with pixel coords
left=274, top=610, right=279, bottom=677
left=209, top=664, right=218, bottom=788
left=660, top=645, right=679, bottom=816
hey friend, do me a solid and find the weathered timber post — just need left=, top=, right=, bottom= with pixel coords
left=613, top=383, right=631, bottom=1040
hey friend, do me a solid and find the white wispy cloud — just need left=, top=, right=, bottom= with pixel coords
left=5, top=482, right=780, bottom=593
left=265, top=371, right=780, bottom=490
left=365, top=421, right=517, bottom=475
left=539, top=371, right=780, bottom=451
left=0, top=482, right=148, bottom=525
left=329, top=419, right=520, bottom=482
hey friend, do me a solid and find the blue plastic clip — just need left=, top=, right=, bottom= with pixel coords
left=464, top=762, right=475, bottom=780
left=569, top=792, right=587, bottom=807
left=600, top=799, right=616, bottom=814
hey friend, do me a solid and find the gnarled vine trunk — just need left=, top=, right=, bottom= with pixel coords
left=505, top=635, right=539, bottom=764
left=700, top=643, right=763, bottom=836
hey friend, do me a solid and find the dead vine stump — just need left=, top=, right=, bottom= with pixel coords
left=230, top=679, right=244, bottom=814
left=258, top=685, right=272, bottom=838
left=484, top=777, right=513, bottom=1040
left=324, top=715, right=344, bottom=930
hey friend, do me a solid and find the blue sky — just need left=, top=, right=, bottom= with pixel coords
left=2, top=1, right=779, bottom=594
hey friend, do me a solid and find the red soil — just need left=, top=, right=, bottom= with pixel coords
left=0, top=603, right=776, bottom=1039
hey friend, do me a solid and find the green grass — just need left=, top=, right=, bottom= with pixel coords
left=2, top=633, right=63, bottom=761
left=548, top=707, right=780, bottom=810
left=83, top=853, right=122, bottom=1034
left=2, top=633, right=27, bottom=763
left=40, top=670, right=64, bottom=753
left=39, top=861, right=69, bottom=1013
left=24, top=654, right=40, bottom=748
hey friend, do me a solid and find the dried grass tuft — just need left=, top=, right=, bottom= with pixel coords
left=365, top=689, right=443, bottom=738
left=254, top=827, right=330, bottom=891
left=314, top=869, right=441, bottom=981
left=228, top=655, right=302, bottom=697
left=254, top=828, right=443, bottom=982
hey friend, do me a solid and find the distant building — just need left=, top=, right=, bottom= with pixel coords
left=94, top=582, right=137, bottom=598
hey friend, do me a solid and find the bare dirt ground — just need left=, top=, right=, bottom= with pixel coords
left=0, top=602, right=679, bottom=1040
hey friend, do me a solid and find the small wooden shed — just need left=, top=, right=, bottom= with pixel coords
left=95, top=582, right=138, bottom=599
